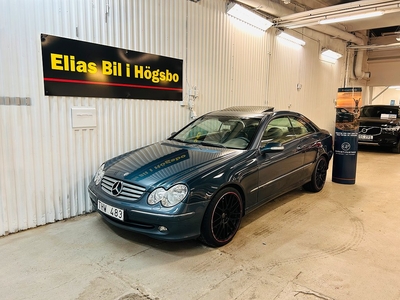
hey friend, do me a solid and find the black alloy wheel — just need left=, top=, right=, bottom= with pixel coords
left=200, top=187, right=243, bottom=247
left=303, top=156, right=328, bottom=193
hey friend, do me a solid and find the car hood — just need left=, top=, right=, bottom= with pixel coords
left=104, top=140, right=242, bottom=188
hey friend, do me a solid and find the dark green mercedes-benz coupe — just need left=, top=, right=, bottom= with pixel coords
left=88, top=106, right=333, bottom=247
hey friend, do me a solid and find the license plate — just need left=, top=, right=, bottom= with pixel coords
left=358, top=134, right=373, bottom=141
left=98, top=200, right=124, bottom=221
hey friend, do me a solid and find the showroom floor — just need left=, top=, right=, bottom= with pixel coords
left=1, top=144, right=399, bottom=300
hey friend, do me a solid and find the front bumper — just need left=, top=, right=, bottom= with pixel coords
left=358, top=126, right=399, bottom=146
left=358, top=133, right=398, bottom=145
left=88, top=184, right=208, bottom=241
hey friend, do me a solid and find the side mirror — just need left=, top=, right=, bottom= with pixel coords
left=260, top=142, right=284, bottom=154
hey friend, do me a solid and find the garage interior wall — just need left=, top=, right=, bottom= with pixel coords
left=268, top=27, right=345, bottom=130
left=371, top=87, right=400, bottom=105
left=0, top=0, right=345, bottom=236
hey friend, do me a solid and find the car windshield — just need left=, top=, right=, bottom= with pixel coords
left=171, top=115, right=261, bottom=149
left=360, top=106, right=399, bottom=118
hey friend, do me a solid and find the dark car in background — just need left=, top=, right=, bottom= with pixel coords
left=358, top=105, right=400, bottom=153
left=88, top=106, right=333, bottom=247
left=336, top=107, right=355, bottom=123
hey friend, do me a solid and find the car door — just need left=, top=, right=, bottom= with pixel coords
left=256, top=116, right=305, bottom=203
left=288, top=116, right=319, bottom=178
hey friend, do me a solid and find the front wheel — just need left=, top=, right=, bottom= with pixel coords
left=303, top=156, right=328, bottom=193
left=200, top=187, right=243, bottom=247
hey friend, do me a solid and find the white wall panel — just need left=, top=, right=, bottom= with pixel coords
left=0, top=0, right=345, bottom=236
left=368, top=61, right=400, bottom=87
left=268, top=28, right=346, bottom=132
left=0, top=0, right=189, bottom=235
left=186, top=0, right=270, bottom=114
left=370, top=87, right=400, bottom=105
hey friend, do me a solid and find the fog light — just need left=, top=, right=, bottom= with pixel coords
left=158, top=226, right=168, bottom=232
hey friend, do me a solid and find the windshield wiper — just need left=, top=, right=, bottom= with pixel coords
left=170, top=137, right=187, bottom=143
left=171, top=138, right=226, bottom=148
left=200, top=141, right=226, bottom=148
left=170, top=138, right=200, bottom=146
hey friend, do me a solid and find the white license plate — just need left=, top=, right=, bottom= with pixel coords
left=98, top=200, right=124, bottom=221
left=358, top=134, right=373, bottom=141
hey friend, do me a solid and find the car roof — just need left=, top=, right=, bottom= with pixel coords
left=207, top=106, right=275, bottom=118
left=361, top=105, right=400, bottom=108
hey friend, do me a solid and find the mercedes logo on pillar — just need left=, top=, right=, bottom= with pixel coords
left=111, top=181, right=123, bottom=196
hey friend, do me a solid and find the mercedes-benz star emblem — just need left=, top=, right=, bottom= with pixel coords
left=111, top=181, right=123, bottom=196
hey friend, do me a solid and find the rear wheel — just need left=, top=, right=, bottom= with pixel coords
left=303, top=156, right=328, bottom=192
left=200, top=187, right=243, bottom=247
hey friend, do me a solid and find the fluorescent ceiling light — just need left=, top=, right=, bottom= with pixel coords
left=227, top=2, right=273, bottom=31
left=277, top=31, right=306, bottom=46
left=319, top=11, right=384, bottom=25
left=321, top=49, right=342, bottom=60
left=320, top=49, right=342, bottom=63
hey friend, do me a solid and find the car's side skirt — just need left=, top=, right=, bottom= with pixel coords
left=250, top=162, right=313, bottom=193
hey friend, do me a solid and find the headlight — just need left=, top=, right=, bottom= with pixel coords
left=148, top=184, right=188, bottom=207
left=383, top=126, right=400, bottom=132
left=94, top=164, right=105, bottom=185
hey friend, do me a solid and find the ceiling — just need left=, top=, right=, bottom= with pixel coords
left=237, top=0, right=400, bottom=42
left=281, top=0, right=400, bottom=37
left=234, top=0, right=400, bottom=82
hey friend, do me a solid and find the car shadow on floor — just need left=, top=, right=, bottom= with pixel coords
left=96, top=216, right=209, bottom=254
left=239, top=188, right=305, bottom=229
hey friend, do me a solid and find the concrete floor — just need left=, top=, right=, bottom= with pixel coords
left=1, top=144, right=400, bottom=300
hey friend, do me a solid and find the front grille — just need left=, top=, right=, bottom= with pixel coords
left=101, top=176, right=146, bottom=201
left=359, top=126, right=381, bottom=135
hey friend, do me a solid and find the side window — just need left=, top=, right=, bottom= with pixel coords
left=289, top=117, right=315, bottom=137
left=261, top=117, right=296, bottom=147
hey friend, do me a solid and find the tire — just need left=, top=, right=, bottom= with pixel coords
left=303, top=156, right=328, bottom=193
left=200, top=187, right=243, bottom=247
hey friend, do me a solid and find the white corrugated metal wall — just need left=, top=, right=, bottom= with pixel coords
left=186, top=0, right=270, bottom=113
left=0, top=0, right=345, bottom=236
left=268, top=28, right=345, bottom=131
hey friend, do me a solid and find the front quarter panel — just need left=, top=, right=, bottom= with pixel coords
left=185, top=150, right=259, bottom=211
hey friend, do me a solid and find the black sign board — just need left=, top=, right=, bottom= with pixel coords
left=332, top=87, right=362, bottom=184
left=41, top=34, right=183, bottom=100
